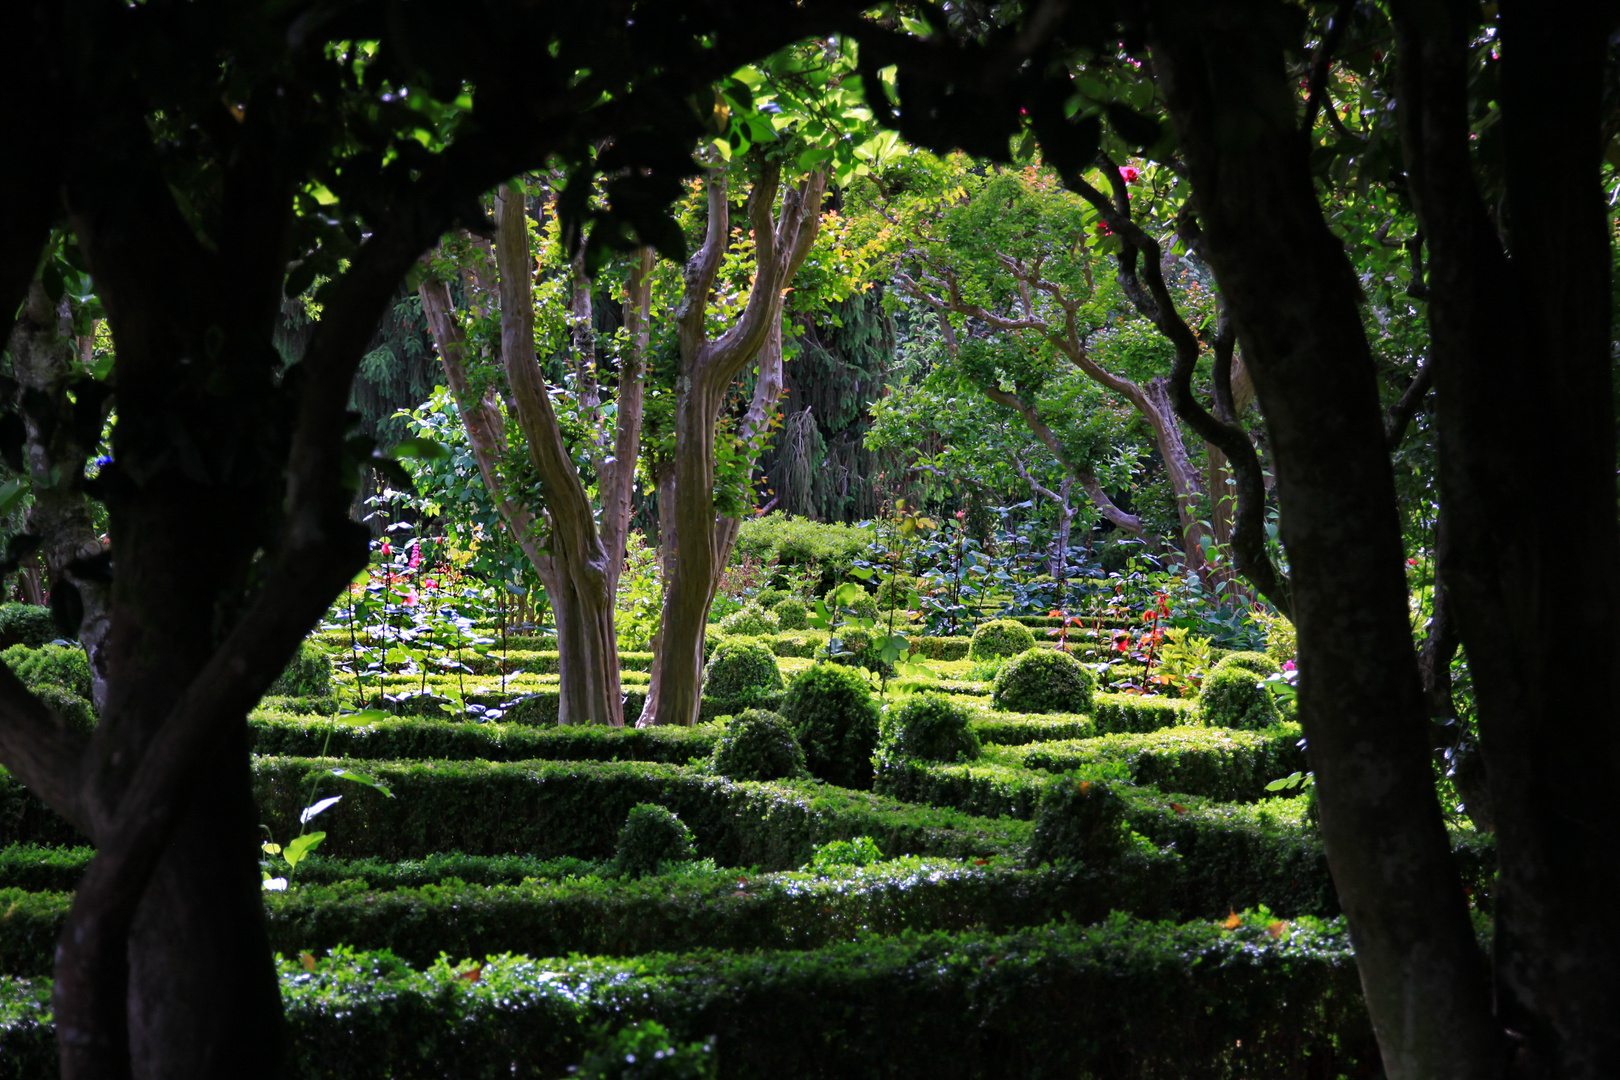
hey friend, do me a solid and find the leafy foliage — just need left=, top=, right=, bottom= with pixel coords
left=1027, top=777, right=1129, bottom=868
left=771, top=596, right=810, bottom=631
left=709, top=709, right=807, bottom=782
left=780, top=663, right=881, bottom=790
left=569, top=1020, right=717, bottom=1080
left=702, top=640, right=785, bottom=716
left=1, top=644, right=91, bottom=701
left=992, top=649, right=1096, bottom=715
left=1200, top=668, right=1282, bottom=731
left=612, top=804, right=696, bottom=880
left=717, top=606, right=778, bottom=637
left=0, top=605, right=59, bottom=650
left=969, top=619, right=1035, bottom=661
left=877, top=693, right=981, bottom=766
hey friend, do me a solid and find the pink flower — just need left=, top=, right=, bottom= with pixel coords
left=425, top=579, right=439, bottom=590
left=404, top=590, right=419, bottom=607
left=1120, top=166, right=1140, bottom=183
left=1283, top=660, right=1297, bottom=671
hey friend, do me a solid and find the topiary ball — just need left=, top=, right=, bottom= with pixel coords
left=772, top=596, right=810, bottom=631
left=991, top=648, right=1095, bottom=714
left=612, top=803, right=696, bottom=879
left=1026, top=776, right=1128, bottom=867
left=876, top=692, right=981, bottom=766
left=718, top=605, right=778, bottom=637
left=710, top=709, right=807, bottom=782
left=270, top=640, right=334, bottom=697
left=569, top=1020, right=716, bottom=1080
left=1199, top=666, right=1281, bottom=730
left=781, top=663, right=881, bottom=790
left=1210, top=650, right=1281, bottom=679
left=751, top=588, right=787, bottom=612
left=823, top=585, right=879, bottom=622
left=2, top=643, right=93, bottom=700
left=969, top=618, right=1036, bottom=661
left=703, top=639, right=784, bottom=715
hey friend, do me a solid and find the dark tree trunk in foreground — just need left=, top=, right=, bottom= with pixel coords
left=1143, top=3, right=1500, bottom=1075
left=1394, top=2, right=1620, bottom=1072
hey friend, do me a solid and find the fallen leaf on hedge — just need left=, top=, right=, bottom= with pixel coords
left=459, top=966, right=482, bottom=983
left=1079, top=781, right=1092, bottom=795
left=299, top=953, right=316, bottom=972
left=1170, top=803, right=1187, bottom=816
left=1267, top=921, right=1288, bottom=939
left=1222, top=911, right=1241, bottom=930
left=973, top=859, right=988, bottom=866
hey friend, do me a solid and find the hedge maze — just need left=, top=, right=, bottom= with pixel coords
left=0, top=613, right=1490, bottom=1077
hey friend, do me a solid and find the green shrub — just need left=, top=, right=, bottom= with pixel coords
left=1091, top=693, right=1197, bottom=734
left=771, top=596, right=809, bottom=631
left=824, top=584, right=879, bottom=622
left=971, top=715, right=1095, bottom=745
left=1211, top=651, right=1281, bottom=679
left=905, top=636, right=973, bottom=661
left=1022, top=724, right=1307, bottom=803
left=751, top=588, right=788, bottom=612
left=877, top=693, right=980, bottom=766
left=30, top=684, right=95, bottom=733
left=270, top=640, right=334, bottom=698
left=717, top=605, right=778, bottom=637
left=1027, top=776, right=1129, bottom=867
left=735, top=513, right=872, bottom=591
left=804, top=836, right=886, bottom=871
left=0, top=604, right=60, bottom=649
left=781, top=664, right=881, bottom=790
left=570, top=1020, right=716, bottom=1080
left=873, top=574, right=916, bottom=609
left=613, top=804, right=696, bottom=879
left=1, top=644, right=91, bottom=700
left=702, top=639, right=784, bottom=715
left=1199, top=667, right=1281, bottom=730
left=969, top=619, right=1035, bottom=661
left=709, top=710, right=807, bottom=782
left=992, top=649, right=1095, bottom=714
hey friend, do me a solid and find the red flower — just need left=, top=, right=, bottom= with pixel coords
left=1406, top=558, right=1419, bottom=566
left=1096, top=220, right=1114, bottom=236
left=1120, top=166, right=1140, bottom=183
left=380, top=540, right=392, bottom=557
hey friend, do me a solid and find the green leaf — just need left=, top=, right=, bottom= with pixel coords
left=299, top=795, right=343, bottom=824
left=0, top=478, right=29, bottom=517
left=338, top=709, right=390, bottom=725
left=848, top=567, right=875, bottom=581
left=330, top=768, right=394, bottom=798
left=283, top=831, right=325, bottom=870
left=389, top=437, right=451, bottom=461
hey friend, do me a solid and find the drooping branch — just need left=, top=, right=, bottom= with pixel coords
left=1385, top=359, right=1435, bottom=449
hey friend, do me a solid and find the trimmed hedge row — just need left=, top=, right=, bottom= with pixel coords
left=247, top=712, right=724, bottom=764
left=0, top=857, right=1202, bottom=977
left=0, top=912, right=1379, bottom=1079
left=1022, top=724, right=1307, bottom=803
left=247, top=758, right=1030, bottom=868
left=1093, top=693, right=1198, bottom=733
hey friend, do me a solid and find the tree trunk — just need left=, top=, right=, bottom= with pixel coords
left=6, top=283, right=113, bottom=707
left=1145, top=3, right=1501, bottom=1076
left=1393, top=2, right=1620, bottom=1071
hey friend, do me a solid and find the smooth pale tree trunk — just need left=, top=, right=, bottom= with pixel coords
left=1393, top=2, right=1620, bottom=1071
left=1143, top=2, right=1499, bottom=1075
left=639, top=164, right=826, bottom=726
left=418, top=196, right=653, bottom=726
left=6, top=283, right=113, bottom=706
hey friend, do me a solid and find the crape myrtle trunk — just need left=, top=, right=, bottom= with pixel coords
left=1143, top=2, right=1501, bottom=1076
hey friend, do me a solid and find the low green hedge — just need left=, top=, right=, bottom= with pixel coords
left=248, top=758, right=1030, bottom=868
left=247, top=712, right=723, bottom=765
left=0, top=912, right=1379, bottom=1079
left=1092, top=693, right=1197, bottom=734
left=905, top=635, right=973, bottom=661
left=1022, top=724, right=1307, bottom=803
left=968, top=714, right=1095, bottom=745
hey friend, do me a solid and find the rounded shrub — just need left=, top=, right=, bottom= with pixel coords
left=717, top=605, right=778, bottom=637
left=0, top=603, right=62, bottom=649
left=877, top=692, right=981, bottom=766
left=2, top=643, right=92, bottom=700
left=703, top=639, right=784, bottom=714
left=751, top=588, right=787, bottom=612
left=32, top=683, right=96, bottom=734
left=270, top=640, right=334, bottom=697
left=780, top=663, right=881, bottom=789
left=1211, top=650, right=1281, bottom=679
left=969, top=619, right=1035, bottom=661
left=823, top=585, right=879, bottom=622
left=772, top=596, right=809, bottom=631
left=710, top=709, right=807, bottom=782
left=1026, top=776, right=1128, bottom=867
left=1199, top=666, right=1281, bottom=730
left=991, top=648, right=1095, bottom=714
left=612, top=804, right=695, bottom=879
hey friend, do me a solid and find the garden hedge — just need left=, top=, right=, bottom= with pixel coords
left=1022, top=724, right=1307, bottom=803
left=0, top=912, right=1380, bottom=1079
left=1092, top=693, right=1198, bottom=734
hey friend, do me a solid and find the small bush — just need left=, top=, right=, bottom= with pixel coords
left=32, top=683, right=96, bottom=733
left=0, top=604, right=61, bottom=649
left=270, top=641, right=334, bottom=698
left=718, top=606, right=778, bottom=637
left=569, top=1020, right=717, bottom=1080
left=969, top=619, right=1035, bottom=661
left=804, top=836, right=885, bottom=872
left=1212, top=651, right=1281, bottom=679
left=751, top=588, right=787, bottom=612
left=781, top=663, right=881, bottom=790
left=873, top=574, right=916, bottom=609
left=771, top=596, right=809, bottom=631
left=1027, top=776, right=1129, bottom=867
left=992, top=649, right=1095, bottom=714
left=612, top=804, right=695, bottom=879
left=1256, top=610, right=1297, bottom=665
left=1199, top=667, right=1281, bottom=730
left=703, top=639, right=784, bottom=715
left=877, top=693, right=980, bottom=766
left=824, top=585, right=879, bottom=622
left=2, top=644, right=92, bottom=700
left=710, top=709, right=807, bottom=782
